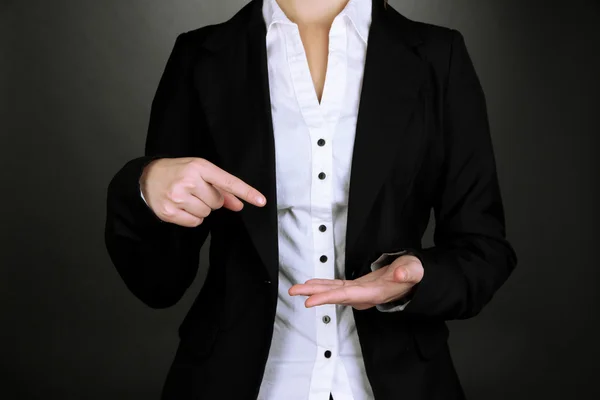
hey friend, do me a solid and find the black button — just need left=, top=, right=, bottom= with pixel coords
left=319, top=225, right=327, bottom=232
left=324, top=350, right=332, bottom=358
left=320, top=255, right=328, bottom=263
left=317, top=138, right=326, bottom=146
left=318, top=172, right=326, bottom=180
left=322, top=315, right=331, bottom=324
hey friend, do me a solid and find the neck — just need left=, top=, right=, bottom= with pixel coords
left=275, top=0, right=350, bottom=26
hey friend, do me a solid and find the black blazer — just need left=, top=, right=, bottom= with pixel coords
left=105, top=0, right=517, bottom=399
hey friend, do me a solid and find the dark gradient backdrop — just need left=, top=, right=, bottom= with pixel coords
left=1, top=0, right=599, bottom=399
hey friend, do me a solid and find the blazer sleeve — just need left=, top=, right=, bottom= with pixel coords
left=401, top=30, right=518, bottom=320
left=104, top=32, right=212, bottom=309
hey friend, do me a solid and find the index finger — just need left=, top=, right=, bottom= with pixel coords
left=200, top=162, right=266, bottom=207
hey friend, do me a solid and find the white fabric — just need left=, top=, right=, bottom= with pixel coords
left=258, top=1, right=386, bottom=399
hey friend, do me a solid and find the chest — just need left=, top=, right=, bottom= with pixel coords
left=297, top=25, right=329, bottom=102
left=265, top=20, right=367, bottom=208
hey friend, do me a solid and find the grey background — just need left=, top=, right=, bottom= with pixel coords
left=1, top=0, right=599, bottom=399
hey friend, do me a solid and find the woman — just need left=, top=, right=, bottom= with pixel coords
left=105, top=0, right=517, bottom=399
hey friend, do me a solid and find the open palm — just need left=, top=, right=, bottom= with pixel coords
left=288, top=254, right=424, bottom=310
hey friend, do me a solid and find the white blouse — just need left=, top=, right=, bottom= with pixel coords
left=257, top=1, right=404, bottom=399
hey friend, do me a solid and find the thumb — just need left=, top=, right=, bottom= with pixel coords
left=393, top=261, right=423, bottom=283
left=393, top=266, right=411, bottom=283
left=394, top=263, right=419, bottom=283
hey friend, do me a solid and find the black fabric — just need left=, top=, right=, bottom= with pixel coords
left=104, top=0, right=516, bottom=399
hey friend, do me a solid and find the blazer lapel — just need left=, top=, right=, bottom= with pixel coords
left=241, top=4, right=280, bottom=286
left=345, top=2, right=428, bottom=274
left=198, top=0, right=280, bottom=285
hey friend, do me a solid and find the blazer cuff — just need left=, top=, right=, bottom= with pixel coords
left=370, top=250, right=412, bottom=312
left=109, top=155, right=166, bottom=231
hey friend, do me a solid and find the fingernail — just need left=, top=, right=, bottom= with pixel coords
left=400, top=270, right=409, bottom=281
left=256, top=196, right=266, bottom=205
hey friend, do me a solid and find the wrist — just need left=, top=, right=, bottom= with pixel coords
left=139, top=159, right=160, bottom=198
